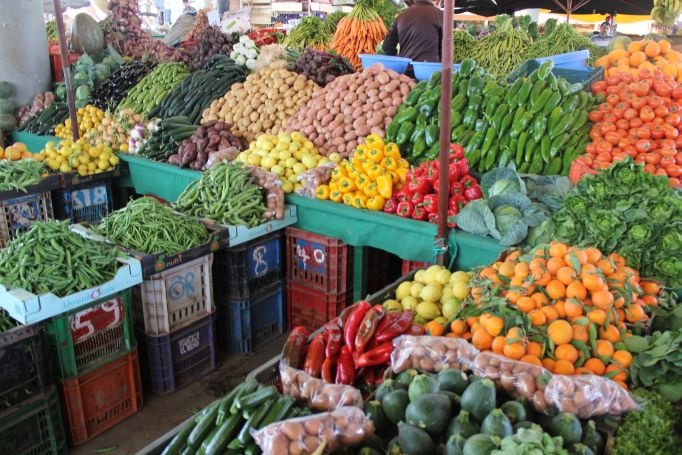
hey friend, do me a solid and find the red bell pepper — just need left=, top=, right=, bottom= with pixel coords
left=321, top=356, right=336, bottom=383
left=454, top=158, right=470, bottom=177
left=355, top=342, right=394, bottom=368
left=428, top=213, right=438, bottom=224
left=354, top=305, right=385, bottom=353
left=324, top=324, right=342, bottom=359
left=396, top=200, right=414, bottom=218
left=449, top=194, right=467, bottom=212
left=374, top=310, right=414, bottom=343
left=422, top=194, right=439, bottom=214
left=383, top=197, right=398, bottom=214
left=412, top=205, right=428, bottom=220
left=303, top=333, right=327, bottom=378
left=394, top=187, right=410, bottom=202
left=448, top=163, right=461, bottom=183
left=449, top=143, right=465, bottom=160
left=343, top=301, right=371, bottom=349
left=407, top=179, right=430, bottom=195
left=282, top=326, right=310, bottom=369
left=335, top=346, right=356, bottom=385
left=424, top=165, right=439, bottom=187
left=464, top=184, right=483, bottom=201
left=450, top=181, right=464, bottom=197
left=461, top=175, right=478, bottom=188
left=411, top=192, right=425, bottom=205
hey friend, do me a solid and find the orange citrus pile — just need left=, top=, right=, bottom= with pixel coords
left=595, top=39, right=682, bottom=81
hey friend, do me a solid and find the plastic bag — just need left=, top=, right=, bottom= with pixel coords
left=205, top=146, right=240, bottom=169
left=296, top=163, right=337, bottom=198
left=280, top=365, right=363, bottom=412
left=472, top=352, right=553, bottom=413
left=221, top=8, right=251, bottom=35
left=544, top=374, right=638, bottom=418
left=253, top=406, right=374, bottom=454
left=246, top=166, right=285, bottom=219
left=390, top=335, right=480, bottom=373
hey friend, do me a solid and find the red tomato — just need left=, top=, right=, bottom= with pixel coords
left=585, top=143, right=597, bottom=155
left=671, top=88, right=682, bottom=99
left=666, top=113, right=681, bottom=127
left=616, top=119, right=630, bottom=130
left=629, top=117, right=644, bottom=128
left=636, top=126, right=651, bottom=139
left=665, top=125, right=679, bottom=139
left=603, top=113, right=618, bottom=123
left=631, top=97, right=648, bottom=110
left=660, top=138, right=677, bottom=150
left=644, top=163, right=657, bottom=174
left=588, top=111, right=604, bottom=122
left=624, top=145, right=637, bottom=156
left=644, top=152, right=661, bottom=164
left=636, top=139, right=653, bottom=153
left=652, top=125, right=666, bottom=139
left=648, top=96, right=664, bottom=108
left=675, top=152, right=682, bottom=164
left=606, top=94, right=620, bottom=105
left=640, top=106, right=656, bottom=122
left=665, top=164, right=681, bottom=177
left=634, top=154, right=647, bottom=163
left=596, top=141, right=613, bottom=154
left=669, top=177, right=681, bottom=188
left=604, top=131, right=621, bottom=145
left=661, top=155, right=676, bottom=166
left=591, top=81, right=607, bottom=93
left=599, top=102, right=613, bottom=112
left=655, top=105, right=670, bottom=117
left=654, top=82, right=672, bottom=97
left=623, top=108, right=638, bottom=120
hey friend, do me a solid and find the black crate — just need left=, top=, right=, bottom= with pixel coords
left=52, top=179, right=113, bottom=224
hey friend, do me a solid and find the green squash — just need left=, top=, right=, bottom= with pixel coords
left=375, top=379, right=406, bottom=402
left=437, top=368, right=469, bottom=394
left=446, top=410, right=480, bottom=439
left=406, top=393, right=452, bottom=435
left=396, top=369, right=419, bottom=387
left=460, top=378, right=496, bottom=423
left=462, top=434, right=500, bottom=455
left=500, top=400, right=527, bottom=424
left=383, top=389, right=411, bottom=424
left=581, top=420, right=605, bottom=454
left=549, top=412, right=583, bottom=445
left=408, top=374, right=439, bottom=401
left=364, top=400, right=390, bottom=435
left=480, top=409, right=513, bottom=438
left=398, top=422, right=435, bottom=455
left=445, top=435, right=465, bottom=455
left=70, top=13, right=104, bottom=54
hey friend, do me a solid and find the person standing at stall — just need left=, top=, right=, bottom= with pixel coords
left=383, top=0, right=443, bottom=63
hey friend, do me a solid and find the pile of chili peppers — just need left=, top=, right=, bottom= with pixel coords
left=384, top=144, right=483, bottom=227
left=283, top=302, right=423, bottom=387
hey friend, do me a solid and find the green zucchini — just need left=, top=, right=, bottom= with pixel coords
left=204, top=414, right=243, bottom=455
left=234, top=386, right=278, bottom=413
left=188, top=406, right=221, bottom=449
left=228, top=379, right=259, bottom=415
left=229, top=399, right=275, bottom=449
left=161, top=418, right=197, bottom=455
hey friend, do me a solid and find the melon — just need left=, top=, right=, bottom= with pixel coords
left=0, top=114, right=17, bottom=131
left=70, top=13, right=105, bottom=54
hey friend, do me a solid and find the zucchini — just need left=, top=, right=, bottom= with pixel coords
left=217, top=380, right=255, bottom=426
left=258, top=395, right=295, bottom=429
left=161, top=418, right=197, bottom=455
left=200, top=426, right=221, bottom=453
left=228, top=378, right=259, bottom=415
left=244, top=442, right=261, bottom=455
left=204, top=414, right=243, bottom=455
left=229, top=399, right=275, bottom=449
left=188, top=405, right=221, bottom=449
left=234, top=386, right=278, bottom=413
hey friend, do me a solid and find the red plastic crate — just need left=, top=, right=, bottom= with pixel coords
left=286, top=281, right=352, bottom=332
left=58, top=349, right=143, bottom=445
left=48, top=43, right=80, bottom=83
left=285, top=227, right=353, bottom=295
left=401, top=260, right=432, bottom=275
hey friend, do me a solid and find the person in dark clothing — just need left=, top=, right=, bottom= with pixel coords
left=383, top=0, right=443, bottom=63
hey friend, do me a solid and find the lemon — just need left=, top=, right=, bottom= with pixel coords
left=409, top=282, right=425, bottom=298
left=436, top=269, right=452, bottom=285
left=419, top=284, right=442, bottom=303
left=452, top=282, right=470, bottom=300
left=87, top=162, right=97, bottom=172
left=78, top=154, right=90, bottom=165
left=401, top=296, right=418, bottom=312
left=247, top=154, right=261, bottom=166
left=395, top=281, right=412, bottom=301
left=278, top=150, right=292, bottom=160
left=109, top=155, right=120, bottom=166
left=416, top=301, right=440, bottom=321
left=281, top=181, right=294, bottom=193
left=88, top=147, right=101, bottom=159
left=59, top=163, right=72, bottom=173
left=441, top=287, right=453, bottom=302
left=442, top=298, right=462, bottom=320
left=414, top=270, right=426, bottom=284
left=382, top=299, right=402, bottom=313
left=450, top=271, right=470, bottom=284
left=289, top=141, right=301, bottom=153
left=97, top=159, right=109, bottom=170
left=292, top=163, right=307, bottom=175
left=270, top=165, right=284, bottom=176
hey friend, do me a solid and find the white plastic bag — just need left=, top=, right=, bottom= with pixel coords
left=390, top=335, right=480, bottom=373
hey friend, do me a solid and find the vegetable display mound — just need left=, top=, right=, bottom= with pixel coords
left=627, top=329, right=682, bottom=401
left=116, top=63, right=190, bottom=118
left=524, top=23, right=605, bottom=67
left=19, top=102, right=68, bottom=136
left=137, top=117, right=197, bottom=162
left=200, top=63, right=319, bottom=143
left=287, top=64, right=415, bottom=157
left=0, top=160, right=48, bottom=193
left=283, top=16, right=331, bottom=50
left=174, top=161, right=268, bottom=227
left=189, top=26, right=239, bottom=72
left=552, top=158, right=682, bottom=288
left=170, top=121, right=242, bottom=170
left=0, top=221, right=119, bottom=297
left=331, top=3, right=388, bottom=70
left=291, top=48, right=355, bottom=87
left=95, top=197, right=210, bottom=255
left=469, top=19, right=531, bottom=79
left=91, top=61, right=155, bottom=112
left=452, top=29, right=477, bottom=63
left=17, top=91, right=56, bottom=127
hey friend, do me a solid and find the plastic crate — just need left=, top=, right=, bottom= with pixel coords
left=412, top=62, right=462, bottom=81
left=48, top=51, right=79, bottom=83
left=0, top=387, right=67, bottom=455
left=508, top=60, right=605, bottom=90
left=286, top=281, right=352, bottom=332
left=213, top=231, right=283, bottom=301
left=45, top=289, right=135, bottom=379
left=59, top=348, right=143, bottom=445
left=359, top=54, right=411, bottom=73
left=220, top=283, right=285, bottom=355
left=0, top=191, right=54, bottom=248
left=366, top=247, right=396, bottom=295
left=52, top=179, right=113, bottom=224
left=285, top=227, right=354, bottom=295
left=401, top=260, right=431, bottom=275
left=133, top=254, right=214, bottom=336
left=0, top=317, right=52, bottom=414
left=136, top=313, right=216, bottom=395
left=569, top=159, right=599, bottom=184
left=535, top=50, right=590, bottom=70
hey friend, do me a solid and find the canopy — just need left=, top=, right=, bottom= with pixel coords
left=462, top=0, right=653, bottom=16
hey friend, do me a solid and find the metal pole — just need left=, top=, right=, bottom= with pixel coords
left=436, top=0, right=454, bottom=266
left=53, top=0, right=79, bottom=140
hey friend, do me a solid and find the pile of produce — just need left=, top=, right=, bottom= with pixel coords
left=0, top=142, right=32, bottom=161
left=0, top=221, right=119, bottom=297
left=230, top=35, right=260, bottom=70
left=455, top=165, right=572, bottom=246
left=283, top=16, right=331, bottom=50
left=316, top=135, right=408, bottom=210
left=0, top=158, right=47, bottom=192
left=331, top=3, right=388, bottom=70
left=201, top=63, right=319, bottom=143
left=136, top=116, right=197, bottom=162
left=253, top=44, right=299, bottom=71
left=552, top=159, right=682, bottom=288
left=389, top=59, right=596, bottom=174
left=91, top=60, right=155, bottom=111
left=452, top=29, right=478, bottom=63
left=174, top=161, right=268, bottom=227
left=524, top=23, right=605, bottom=67
left=291, top=48, right=354, bottom=87
left=235, top=132, right=327, bottom=193
left=189, top=26, right=238, bottom=71
left=16, top=92, right=56, bottom=127
left=627, top=329, right=682, bottom=400
left=84, top=110, right=136, bottom=152
left=170, top=121, right=242, bottom=170
left=469, top=19, right=532, bottom=79
left=54, top=105, right=105, bottom=140
left=95, top=197, right=210, bottom=255
left=578, top=69, right=682, bottom=187
left=288, top=64, right=414, bottom=157
left=39, top=138, right=120, bottom=175
left=0, top=81, right=16, bottom=132
left=594, top=38, right=682, bottom=79
left=116, top=63, right=189, bottom=118
left=66, top=50, right=125, bottom=108
left=19, top=102, right=68, bottom=136
left=390, top=146, right=482, bottom=225
left=148, top=61, right=246, bottom=125
left=651, top=0, right=682, bottom=26
left=321, top=11, right=347, bottom=36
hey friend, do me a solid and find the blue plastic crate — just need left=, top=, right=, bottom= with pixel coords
left=359, top=54, right=411, bottom=73
left=535, top=50, right=590, bottom=70
left=53, top=179, right=113, bottom=224
left=508, top=59, right=605, bottom=90
left=412, top=62, right=461, bottom=81
left=220, top=283, right=285, bottom=355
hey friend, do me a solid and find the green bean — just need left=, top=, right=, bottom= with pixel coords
left=0, top=160, right=48, bottom=193
left=525, top=23, right=605, bottom=66
left=470, top=20, right=532, bottom=79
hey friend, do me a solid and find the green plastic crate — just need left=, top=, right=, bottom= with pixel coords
left=0, top=387, right=67, bottom=455
left=45, top=288, right=136, bottom=379
left=508, top=59, right=605, bottom=90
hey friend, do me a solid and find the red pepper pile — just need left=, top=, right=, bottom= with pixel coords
left=285, top=303, right=424, bottom=387
left=383, top=144, right=483, bottom=226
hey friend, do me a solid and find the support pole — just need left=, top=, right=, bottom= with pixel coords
left=53, top=0, right=79, bottom=140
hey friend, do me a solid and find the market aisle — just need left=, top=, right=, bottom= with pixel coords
left=68, top=336, right=286, bottom=455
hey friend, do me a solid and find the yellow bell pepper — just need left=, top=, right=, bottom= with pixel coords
left=363, top=181, right=379, bottom=197
left=354, top=146, right=367, bottom=159
left=353, top=193, right=368, bottom=209
left=329, top=181, right=339, bottom=192
left=376, top=175, right=393, bottom=199
left=355, top=173, right=369, bottom=189
left=396, top=168, right=408, bottom=182
left=342, top=192, right=355, bottom=205
left=316, top=185, right=330, bottom=200
left=385, top=143, right=401, bottom=158
left=397, top=158, right=410, bottom=169
left=338, top=177, right=356, bottom=193
left=382, top=156, right=398, bottom=171
left=368, top=147, right=384, bottom=163
left=366, top=195, right=385, bottom=211
left=367, top=165, right=383, bottom=180
left=365, top=134, right=382, bottom=148
left=330, top=190, right=343, bottom=203
left=331, top=166, right=347, bottom=179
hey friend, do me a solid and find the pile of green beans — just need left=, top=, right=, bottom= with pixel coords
left=0, top=221, right=119, bottom=297
left=0, top=310, right=16, bottom=333
left=174, top=162, right=266, bottom=228
left=0, top=160, right=47, bottom=193
left=95, top=197, right=210, bottom=255
left=525, top=23, right=604, bottom=63
left=470, top=20, right=532, bottom=79
left=453, top=29, right=478, bottom=63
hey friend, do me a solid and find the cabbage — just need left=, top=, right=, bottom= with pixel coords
left=480, top=164, right=525, bottom=198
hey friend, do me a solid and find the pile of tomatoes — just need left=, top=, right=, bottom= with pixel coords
left=576, top=68, right=682, bottom=188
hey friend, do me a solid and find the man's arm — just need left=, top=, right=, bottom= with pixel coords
left=383, top=22, right=399, bottom=56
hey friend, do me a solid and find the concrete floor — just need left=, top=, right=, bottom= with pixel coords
left=68, top=336, right=286, bottom=455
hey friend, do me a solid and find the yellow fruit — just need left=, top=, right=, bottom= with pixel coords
left=382, top=299, right=402, bottom=313
left=395, top=281, right=412, bottom=301
left=442, top=298, right=462, bottom=320
left=450, top=271, right=470, bottom=284
left=414, top=270, right=426, bottom=284
left=109, top=155, right=120, bottom=166
left=59, top=163, right=72, bottom=173
left=416, top=301, right=441, bottom=321
left=401, top=296, right=418, bottom=312
left=97, top=159, right=109, bottom=170
left=451, top=281, right=470, bottom=300
left=419, top=284, right=442, bottom=302
left=409, top=282, right=425, bottom=298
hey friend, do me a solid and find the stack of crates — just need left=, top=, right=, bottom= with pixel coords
left=43, top=289, right=142, bottom=445
left=133, top=254, right=217, bottom=395
left=213, top=231, right=285, bottom=355
left=0, top=312, right=67, bottom=454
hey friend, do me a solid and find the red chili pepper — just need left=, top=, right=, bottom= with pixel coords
left=335, top=346, right=356, bottom=385
left=422, top=194, right=439, bottom=214
left=355, top=342, right=393, bottom=368
left=282, top=326, right=310, bottom=369
left=324, top=324, right=342, bottom=359
left=303, top=333, right=327, bottom=378
left=396, top=200, right=414, bottom=218
left=449, top=143, right=465, bottom=160
left=374, top=312, right=400, bottom=339
left=412, top=205, right=428, bottom=220
left=354, top=305, right=384, bottom=353
left=464, top=184, right=483, bottom=201
left=343, top=301, right=371, bottom=349
left=408, top=323, right=425, bottom=336
left=374, top=310, right=414, bottom=343
left=383, top=197, right=398, bottom=214
left=321, top=356, right=336, bottom=383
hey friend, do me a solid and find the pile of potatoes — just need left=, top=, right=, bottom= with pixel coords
left=287, top=63, right=416, bottom=157
left=200, top=62, right=319, bottom=143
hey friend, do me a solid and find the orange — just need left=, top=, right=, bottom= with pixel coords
left=507, top=251, right=522, bottom=261
left=592, top=290, right=615, bottom=310
left=557, top=266, right=578, bottom=285
left=554, top=300, right=567, bottom=318
left=484, top=316, right=505, bottom=337
left=606, top=364, right=627, bottom=382
left=541, top=305, right=560, bottom=323
left=584, top=357, right=606, bottom=375
left=554, top=359, right=576, bottom=375
left=451, top=319, right=467, bottom=335
left=525, top=341, right=543, bottom=357
left=566, top=248, right=588, bottom=265
left=645, top=40, right=661, bottom=58
left=505, top=290, right=521, bottom=304
left=492, top=335, right=506, bottom=354
left=547, top=320, right=573, bottom=345
left=575, top=367, right=593, bottom=375
left=529, top=257, right=547, bottom=272
left=498, top=261, right=516, bottom=278
left=542, top=358, right=556, bottom=371
left=628, top=50, right=645, bottom=67
left=609, top=48, right=628, bottom=64
left=555, top=343, right=579, bottom=363
left=549, top=241, right=569, bottom=258
left=462, top=332, right=472, bottom=341
left=594, top=56, right=611, bottom=68
left=583, top=274, right=606, bottom=292
left=596, top=339, right=614, bottom=358
left=472, top=327, right=494, bottom=350
left=584, top=247, right=602, bottom=264
left=572, top=324, right=589, bottom=342
left=506, top=327, right=523, bottom=338
left=564, top=300, right=584, bottom=319
left=520, top=355, right=543, bottom=366
left=641, top=295, right=658, bottom=306
left=425, top=321, right=444, bottom=336
left=640, top=281, right=660, bottom=295
left=600, top=324, right=621, bottom=343
left=547, top=257, right=566, bottom=275
left=660, top=39, right=673, bottom=54
left=534, top=248, right=547, bottom=258
left=546, top=280, right=566, bottom=300
left=516, top=296, right=536, bottom=313
left=628, top=40, right=644, bottom=53
left=615, top=380, right=629, bottom=390
left=597, top=259, right=615, bottom=275
left=566, top=281, right=588, bottom=300
left=503, top=341, right=525, bottom=360
left=588, top=308, right=607, bottom=325
left=466, top=316, right=479, bottom=327
left=514, top=262, right=530, bottom=279
left=531, top=292, right=549, bottom=308
left=535, top=271, right=552, bottom=287
left=509, top=276, right=525, bottom=288
left=529, top=309, right=547, bottom=327
left=612, top=350, right=633, bottom=368
left=625, top=303, right=646, bottom=323
left=663, top=63, right=678, bottom=78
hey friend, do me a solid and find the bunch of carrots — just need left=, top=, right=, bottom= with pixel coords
left=331, top=4, right=388, bottom=70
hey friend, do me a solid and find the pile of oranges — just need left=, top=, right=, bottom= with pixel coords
left=595, top=39, right=682, bottom=81
left=447, top=242, right=661, bottom=389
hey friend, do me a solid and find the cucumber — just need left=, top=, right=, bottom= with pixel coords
left=228, top=378, right=258, bottom=415
left=161, top=418, right=197, bottom=455
left=216, top=381, right=253, bottom=426
left=234, top=386, right=278, bottom=413
left=244, top=442, right=260, bottom=455
left=229, top=398, right=275, bottom=449
left=258, top=395, right=295, bottom=429
left=188, top=405, right=221, bottom=449
left=204, top=413, right=243, bottom=455
left=200, top=426, right=221, bottom=453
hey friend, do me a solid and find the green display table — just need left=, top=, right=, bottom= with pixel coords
left=118, top=154, right=201, bottom=202
left=11, top=131, right=59, bottom=153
